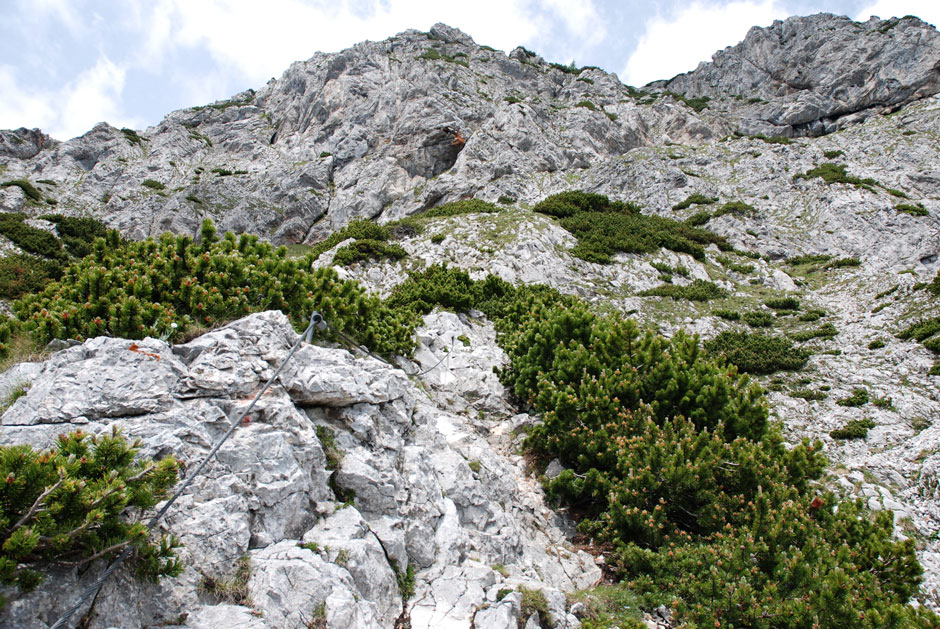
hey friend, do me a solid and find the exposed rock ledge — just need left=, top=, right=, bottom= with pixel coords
left=0, top=311, right=600, bottom=628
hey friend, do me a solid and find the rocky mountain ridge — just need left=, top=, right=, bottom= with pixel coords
left=0, top=15, right=937, bottom=245
left=1, top=11, right=940, bottom=629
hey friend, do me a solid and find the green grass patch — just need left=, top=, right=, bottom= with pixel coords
left=141, top=179, right=166, bottom=191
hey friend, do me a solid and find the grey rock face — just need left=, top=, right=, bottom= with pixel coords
left=0, top=23, right=716, bottom=241
left=0, top=127, right=54, bottom=159
left=655, top=13, right=940, bottom=136
left=0, top=311, right=599, bottom=628
left=1, top=16, right=937, bottom=240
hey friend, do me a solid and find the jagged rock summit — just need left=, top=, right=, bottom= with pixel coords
left=1, top=15, right=937, bottom=244
left=2, top=11, right=940, bottom=628
left=654, top=13, right=940, bottom=136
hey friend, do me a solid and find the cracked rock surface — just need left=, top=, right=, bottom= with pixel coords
left=0, top=311, right=599, bottom=628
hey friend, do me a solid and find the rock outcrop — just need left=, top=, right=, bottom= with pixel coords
left=4, top=15, right=936, bottom=241
left=653, top=13, right=940, bottom=136
left=0, top=311, right=599, bottom=628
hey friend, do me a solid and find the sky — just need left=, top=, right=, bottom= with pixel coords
left=1, top=0, right=938, bottom=141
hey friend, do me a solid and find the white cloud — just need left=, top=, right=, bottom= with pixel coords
left=0, top=66, right=58, bottom=132
left=53, top=56, right=141, bottom=140
left=2, top=0, right=603, bottom=137
left=0, top=56, right=142, bottom=141
left=622, top=1, right=788, bottom=87
left=141, top=0, right=546, bottom=85
left=855, top=1, right=940, bottom=28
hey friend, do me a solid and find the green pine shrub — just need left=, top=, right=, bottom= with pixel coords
left=869, top=339, right=886, bottom=350
left=715, top=255, right=754, bottom=274
left=13, top=220, right=415, bottom=356
left=533, top=191, right=633, bottom=218
left=664, top=91, right=710, bottom=112
left=532, top=191, right=731, bottom=263
left=141, top=179, right=165, bottom=191
left=712, top=309, right=740, bottom=320
left=827, top=257, right=861, bottom=269
left=794, top=163, right=880, bottom=190
left=896, top=203, right=928, bottom=216
left=704, top=331, right=809, bottom=374
left=0, top=254, right=61, bottom=300
left=790, top=323, right=838, bottom=341
left=823, top=149, right=844, bottom=159
left=923, top=336, right=940, bottom=354
left=121, top=128, right=143, bottom=145
left=712, top=201, right=756, bottom=219
left=836, top=388, right=870, bottom=407
left=0, top=428, right=181, bottom=607
left=0, top=180, right=42, bottom=202
left=787, top=253, right=832, bottom=266
left=830, top=417, right=876, bottom=439
left=927, top=272, right=940, bottom=297
left=649, top=262, right=688, bottom=277
left=672, top=194, right=717, bottom=211
left=742, top=310, right=774, bottom=327
left=798, top=308, right=827, bottom=322
left=307, top=219, right=393, bottom=260
left=331, top=239, right=406, bottom=266
left=419, top=198, right=500, bottom=219
left=898, top=317, right=940, bottom=343
left=684, top=210, right=712, bottom=226
left=639, top=280, right=727, bottom=301
left=0, top=213, right=66, bottom=261
left=379, top=266, right=932, bottom=626
left=40, top=214, right=110, bottom=258
left=764, top=296, right=800, bottom=310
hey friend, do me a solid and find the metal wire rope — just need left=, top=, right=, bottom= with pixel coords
left=50, top=311, right=325, bottom=629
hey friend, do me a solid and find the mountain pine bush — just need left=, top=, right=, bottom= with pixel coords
left=533, top=191, right=730, bottom=263
left=492, top=299, right=929, bottom=627
left=0, top=428, right=181, bottom=607
left=13, top=219, right=415, bottom=356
